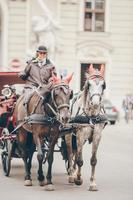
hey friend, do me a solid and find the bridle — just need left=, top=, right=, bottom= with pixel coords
left=89, top=93, right=102, bottom=102
left=51, top=83, right=70, bottom=112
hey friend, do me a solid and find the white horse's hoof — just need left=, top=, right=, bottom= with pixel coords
left=24, top=180, right=32, bottom=186
left=45, top=184, right=55, bottom=191
left=68, top=176, right=74, bottom=183
left=39, top=181, right=45, bottom=186
left=74, top=177, right=83, bottom=186
left=89, top=185, right=98, bottom=191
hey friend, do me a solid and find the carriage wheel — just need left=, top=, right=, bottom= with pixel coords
left=1, top=128, right=12, bottom=176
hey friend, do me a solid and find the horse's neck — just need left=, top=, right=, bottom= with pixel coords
left=71, top=92, right=84, bottom=117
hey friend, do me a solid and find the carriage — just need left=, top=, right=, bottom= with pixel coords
left=0, top=68, right=108, bottom=190
left=0, top=72, right=25, bottom=176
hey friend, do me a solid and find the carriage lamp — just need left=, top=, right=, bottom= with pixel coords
left=1, top=87, right=12, bottom=98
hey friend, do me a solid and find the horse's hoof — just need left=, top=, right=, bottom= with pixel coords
left=45, top=184, right=55, bottom=191
left=39, top=181, right=45, bottom=186
left=74, top=177, right=83, bottom=186
left=24, top=180, right=32, bottom=186
left=68, top=176, right=74, bottom=183
left=89, top=185, right=98, bottom=191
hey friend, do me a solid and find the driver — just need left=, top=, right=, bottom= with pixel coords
left=19, top=45, right=57, bottom=112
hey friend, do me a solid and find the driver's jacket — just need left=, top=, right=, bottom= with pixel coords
left=19, top=58, right=56, bottom=88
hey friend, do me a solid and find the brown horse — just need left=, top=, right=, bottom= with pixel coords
left=14, top=73, right=73, bottom=190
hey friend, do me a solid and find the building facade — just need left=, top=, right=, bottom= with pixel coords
left=0, top=0, right=133, bottom=111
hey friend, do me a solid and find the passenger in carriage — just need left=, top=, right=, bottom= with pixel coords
left=19, top=45, right=57, bottom=112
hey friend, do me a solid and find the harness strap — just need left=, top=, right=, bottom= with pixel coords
left=9, top=119, right=30, bottom=134
left=25, top=114, right=56, bottom=125
left=57, top=104, right=69, bottom=110
left=46, top=103, right=58, bottom=116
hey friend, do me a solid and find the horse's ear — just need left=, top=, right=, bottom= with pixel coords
left=100, top=64, right=105, bottom=77
left=64, top=73, right=74, bottom=84
left=51, top=72, right=61, bottom=84
left=89, top=64, right=95, bottom=75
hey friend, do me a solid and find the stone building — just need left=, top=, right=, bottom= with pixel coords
left=0, top=0, right=133, bottom=111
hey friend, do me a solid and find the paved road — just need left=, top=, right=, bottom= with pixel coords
left=0, top=120, right=133, bottom=200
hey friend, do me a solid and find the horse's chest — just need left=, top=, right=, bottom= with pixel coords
left=78, top=126, right=93, bottom=140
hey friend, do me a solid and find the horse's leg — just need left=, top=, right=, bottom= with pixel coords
left=17, top=130, right=32, bottom=186
left=27, top=133, right=36, bottom=182
left=74, top=130, right=84, bottom=186
left=27, top=148, right=34, bottom=180
left=89, top=125, right=102, bottom=191
left=45, top=139, right=57, bottom=191
left=65, top=134, right=75, bottom=183
left=33, top=134, right=45, bottom=186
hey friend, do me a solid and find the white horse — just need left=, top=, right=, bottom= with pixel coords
left=65, top=64, right=107, bottom=191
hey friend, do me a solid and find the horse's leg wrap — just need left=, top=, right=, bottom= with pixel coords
left=34, top=135, right=45, bottom=185
left=76, top=157, right=83, bottom=167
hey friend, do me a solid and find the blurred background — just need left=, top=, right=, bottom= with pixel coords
left=0, top=0, right=133, bottom=120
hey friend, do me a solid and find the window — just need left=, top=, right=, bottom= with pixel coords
left=84, top=0, right=105, bottom=32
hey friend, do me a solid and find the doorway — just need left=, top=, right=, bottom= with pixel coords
left=80, top=63, right=105, bottom=90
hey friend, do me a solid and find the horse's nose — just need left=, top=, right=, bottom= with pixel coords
left=62, top=116, right=69, bottom=123
left=91, top=96, right=100, bottom=107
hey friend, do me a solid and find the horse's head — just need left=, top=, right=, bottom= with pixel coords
left=84, top=64, right=106, bottom=112
left=49, top=73, right=73, bottom=124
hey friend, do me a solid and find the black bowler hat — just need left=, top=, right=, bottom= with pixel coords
left=36, top=46, right=47, bottom=53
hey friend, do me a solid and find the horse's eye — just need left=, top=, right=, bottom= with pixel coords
left=88, top=83, right=91, bottom=88
left=54, top=90, right=59, bottom=96
left=59, top=87, right=64, bottom=91
left=103, top=82, right=106, bottom=90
